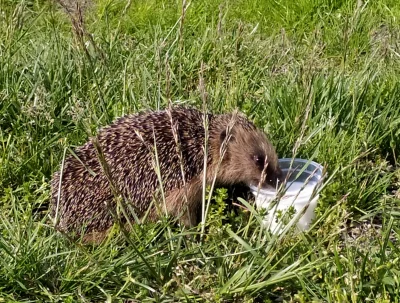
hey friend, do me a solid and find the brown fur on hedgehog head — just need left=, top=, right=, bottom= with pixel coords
left=208, top=113, right=282, bottom=190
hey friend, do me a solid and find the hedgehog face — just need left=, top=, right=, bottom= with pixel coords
left=217, top=126, right=282, bottom=190
left=250, top=152, right=282, bottom=188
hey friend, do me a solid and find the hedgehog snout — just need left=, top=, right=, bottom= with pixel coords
left=267, top=166, right=283, bottom=189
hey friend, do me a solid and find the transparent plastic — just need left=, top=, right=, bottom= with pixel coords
left=250, top=158, right=324, bottom=234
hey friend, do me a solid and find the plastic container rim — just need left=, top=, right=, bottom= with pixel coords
left=250, top=158, right=324, bottom=196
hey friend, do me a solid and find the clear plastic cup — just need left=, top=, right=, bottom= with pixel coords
left=250, top=158, right=324, bottom=234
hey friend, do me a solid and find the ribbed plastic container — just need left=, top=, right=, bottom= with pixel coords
left=250, top=158, right=324, bottom=234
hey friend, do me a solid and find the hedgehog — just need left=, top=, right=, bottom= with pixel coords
left=51, top=107, right=282, bottom=242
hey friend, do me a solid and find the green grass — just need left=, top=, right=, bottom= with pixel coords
left=1, top=0, right=400, bottom=301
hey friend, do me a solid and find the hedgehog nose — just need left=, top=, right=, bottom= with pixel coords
left=269, top=170, right=283, bottom=188
left=268, top=177, right=278, bottom=188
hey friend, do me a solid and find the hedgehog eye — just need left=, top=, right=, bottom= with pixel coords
left=253, top=155, right=265, bottom=168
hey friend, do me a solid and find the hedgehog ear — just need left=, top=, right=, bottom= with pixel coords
left=220, top=129, right=235, bottom=145
left=220, top=130, right=227, bottom=143
left=219, top=129, right=233, bottom=162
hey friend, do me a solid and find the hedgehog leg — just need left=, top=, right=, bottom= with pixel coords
left=82, top=229, right=110, bottom=244
left=164, top=179, right=203, bottom=228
